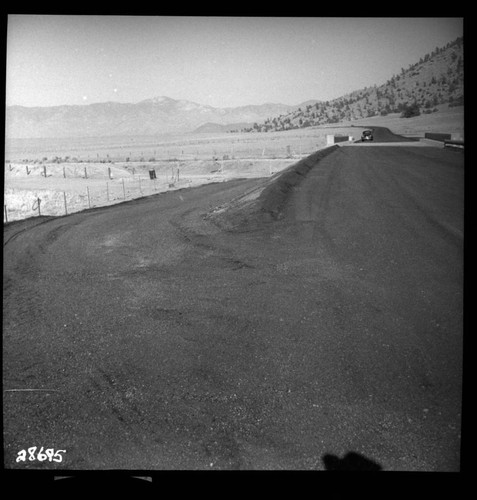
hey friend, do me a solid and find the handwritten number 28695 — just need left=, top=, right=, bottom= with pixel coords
left=16, top=447, right=66, bottom=463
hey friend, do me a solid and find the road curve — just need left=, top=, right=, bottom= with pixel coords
left=3, top=141, right=463, bottom=471
left=354, top=125, right=420, bottom=143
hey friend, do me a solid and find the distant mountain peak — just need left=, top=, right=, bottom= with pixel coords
left=138, top=96, right=176, bottom=104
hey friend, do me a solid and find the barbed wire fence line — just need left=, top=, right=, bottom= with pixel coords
left=4, top=176, right=183, bottom=223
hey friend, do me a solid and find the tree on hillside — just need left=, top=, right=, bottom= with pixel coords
left=400, top=102, right=421, bottom=118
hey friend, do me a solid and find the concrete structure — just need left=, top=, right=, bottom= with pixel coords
left=326, top=134, right=352, bottom=145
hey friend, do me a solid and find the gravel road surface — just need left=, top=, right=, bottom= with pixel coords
left=3, top=129, right=464, bottom=471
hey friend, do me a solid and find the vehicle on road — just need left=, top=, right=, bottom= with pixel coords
left=361, top=130, right=374, bottom=142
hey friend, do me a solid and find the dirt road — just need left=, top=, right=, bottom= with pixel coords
left=3, top=134, right=464, bottom=471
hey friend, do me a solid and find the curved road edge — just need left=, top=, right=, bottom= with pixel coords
left=205, top=145, right=341, bottom=231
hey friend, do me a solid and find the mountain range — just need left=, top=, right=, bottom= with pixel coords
left=5, top=96, right=318, bottom=139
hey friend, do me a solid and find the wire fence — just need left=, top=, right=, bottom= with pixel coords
left=4, top=157, right=296, bottom=223
left=4, top=172, right=191, bottom=223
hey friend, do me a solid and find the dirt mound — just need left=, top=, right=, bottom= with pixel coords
left=205, top=145, right=339, bottom=231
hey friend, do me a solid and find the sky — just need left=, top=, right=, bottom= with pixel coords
left=6, top=16, right=464, bottom=109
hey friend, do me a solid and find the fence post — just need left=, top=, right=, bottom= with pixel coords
left=4, top=205, right=8, bottom=223
left=63, top=192, right=68, bottom=215
left=43, top=166, right=47, bottom=177
left=32, top=197, right=41, bottom=217
left=63, top=166, right=66, bottom=178
left=26, top=165, right=30, bottom=175
left=138, top=176, right=142, bottom=195
left=84, top=166, right=88, bottom=179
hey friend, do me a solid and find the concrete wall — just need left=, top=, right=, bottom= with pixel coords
left=326, top=135, right=352, bottom=145
left=424, top=132, right=452, bottom=142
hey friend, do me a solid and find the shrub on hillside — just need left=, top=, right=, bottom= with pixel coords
left=400, top=102, right=421, bottom=118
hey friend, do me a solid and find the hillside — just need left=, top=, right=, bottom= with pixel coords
left=243, top=36, right=464, bottom=133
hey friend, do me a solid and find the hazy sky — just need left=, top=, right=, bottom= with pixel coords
left=6, top=16, right=463, bottom=108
